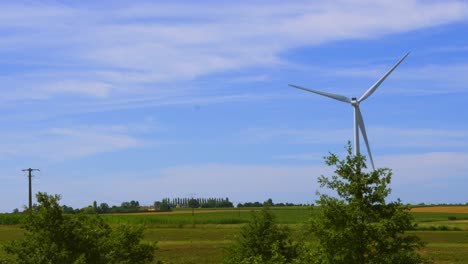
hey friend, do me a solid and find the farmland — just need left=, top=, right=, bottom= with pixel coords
left=1, top=206, right=468, bottom=263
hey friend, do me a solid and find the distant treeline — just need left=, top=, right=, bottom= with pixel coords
left=9, top=198, right=309, bottom=215
left=63, top=200, right=143, bottom=214
left=10, top=199, right=467, bottom=215
left=237, top=198, right=308, bottom=208
left=63, top=197, right=235, bottom=214
left=411, top=202, right=468, bottom=208
left=156, top=197, right=234, bottom=210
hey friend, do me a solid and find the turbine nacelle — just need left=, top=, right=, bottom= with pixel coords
left=288, top=52, right=410, bottom=171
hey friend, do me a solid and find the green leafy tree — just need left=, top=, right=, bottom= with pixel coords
left=2, top=192, right=156, bottom=264
left=158, top=200, right=171, bottom=212
left=98, top=202, right=110, bottom=214
left=224, top=207, right=299, bottom=264
left=188, top=198, right=200, bottom=216
left=310, top=144, right=429, bottom=264
left=264, top=198, right=274, bottom=206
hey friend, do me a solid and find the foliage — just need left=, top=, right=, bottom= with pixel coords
left=62, top=205, right=79, bottom=214
left=188, top=198, right=200, bottom=216
left=1, top=192, right=156, bottom=264
left=0, top=214, right=23, bottom=225
left=237, top=201, right=305, bottom=207
left=188, top=198, right=200, bottom=209
left=264, top=198, right=274, bottom=207
left=309, top=143, right=430, bottom=264
left=237, top=201, right=263, bottom=207
left=98, top=202, right=110, bottom=214
left=156, top=197, right=234, bottom=209
left=200, top=198, right=234, bottom=208
left=224, top=207, right=299, bottom=264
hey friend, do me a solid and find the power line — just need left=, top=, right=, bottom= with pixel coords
left=22, top=168, right=40, bottom=210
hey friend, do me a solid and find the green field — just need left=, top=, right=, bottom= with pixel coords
left=2, top=207, right=468, bottom=263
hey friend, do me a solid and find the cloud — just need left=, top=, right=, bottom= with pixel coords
left=304, top=58, right=468, bottom=96
left=380, top=152, right=468, bottom=183
left=42, top=80, right=112, bottom=98
left=274, top=153, right=324, bottom=161
left=238, top=127, right=349, bottom=145
left=238, top=126, right=468, bottom=152
left=0, top=1, right=467, bottom=100
left=278, top=0, right=467, bottom=43
left=0, top=124, right=152, bottom=161
left=370, top=127, right=468, bottom=149
left=431, top=45, right=468, bottom=52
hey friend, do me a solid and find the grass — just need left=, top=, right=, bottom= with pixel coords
left=0, top=214, right=22, bottom=225
left=2, top=206, right=468, bottom=263
left=411, top=212, right=468, bottom=222
left=101, top=206, right=315, bottom=226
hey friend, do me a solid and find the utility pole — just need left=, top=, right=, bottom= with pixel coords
left=22, top=168, right=39, bottom=210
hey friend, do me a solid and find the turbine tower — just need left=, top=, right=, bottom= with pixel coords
left=289, top=52, right=410, bottom=170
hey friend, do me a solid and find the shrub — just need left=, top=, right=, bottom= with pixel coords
left=224, top=207, right=299, bottom=264
left=1, top=192, right=156, bottom=264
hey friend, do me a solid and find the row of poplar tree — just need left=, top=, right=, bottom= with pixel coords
left=156, top=197, right=234, bottom=210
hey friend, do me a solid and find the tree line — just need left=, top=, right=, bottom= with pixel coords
left=155, top=197, right=234, bottom=210
left=237, top=198, right=308, bottom=208
left=12, top=197, right=310, bottom=215
left=52, top=197, right=235, bottom=215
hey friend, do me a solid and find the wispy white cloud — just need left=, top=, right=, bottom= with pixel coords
left=380, top=152, right=468, bottom=183
left=318, top=63, right=468, bottom=95
left=42, top=80, right=113, bottom=98
left=371, top=127, right=468, bottom=149
left=430, top=45, right=468, bottom=52
left=0, top=123, right=157, bottom=161
left=0, top=0, right=466, bottom=101
left=238, top=127, right=349, bottom=145
left=237, top=126, right=468, bottom=152
left=274, top=153, right=324, bottom=161
left=58, top=92, right=297, bottom=115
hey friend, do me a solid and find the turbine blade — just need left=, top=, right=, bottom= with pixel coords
left=288, top=84, right=351, bottom=103
left=358, top=52, right=410, bottom=103
left=356, top=107, right=375, bottom=170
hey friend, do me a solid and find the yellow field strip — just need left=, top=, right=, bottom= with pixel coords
left=410, top=206, right=468, bottom=213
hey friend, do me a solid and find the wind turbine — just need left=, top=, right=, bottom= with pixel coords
left=289, top=52, right=410, bottom=170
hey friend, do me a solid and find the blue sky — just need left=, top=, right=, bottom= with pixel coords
left=1, top=0, right=468, bottom=212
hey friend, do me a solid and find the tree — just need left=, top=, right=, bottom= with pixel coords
left=188, top=198, right=200, bottom=216
left=158, top=200, right=171, bottom=212
left=309, top=144, right=429, bottom=264
left=98, top=202, right=110, bottom=214
left=264, top=198, right=274, bottom=206
left=62, top=205, right=77, bottom=214
left=2, top=192, right=156, bottom=264
left=224, top=207, right=299, bottom=264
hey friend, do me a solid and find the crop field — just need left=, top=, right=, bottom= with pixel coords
left=1, top=206, right=468, bottom=263
left=102, top=207, right=315, bottom=226
left=411, top=206, right=468, bottom=213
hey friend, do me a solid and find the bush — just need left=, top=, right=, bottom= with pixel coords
left=224, top=207, right=299, bottom=264
left=1, top=192, right=156, bottom=264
